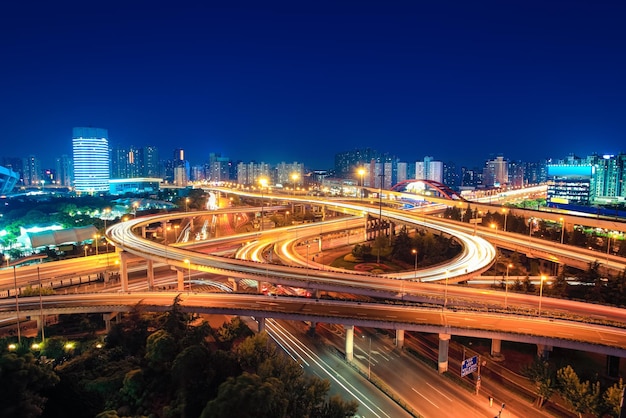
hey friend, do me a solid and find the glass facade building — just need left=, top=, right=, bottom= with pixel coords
left=72, top=127, right=110, bottom=193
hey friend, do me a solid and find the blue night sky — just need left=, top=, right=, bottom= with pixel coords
left=1, top=1, right=625, bottom=169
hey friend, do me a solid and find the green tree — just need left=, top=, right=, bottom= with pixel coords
left=556, top=365, right=601, bottom=418
left=145, top=330, right=178, bottom=369
left=521, top=357, right=555, bottom=407
left=0, top=352, right=60, bottom=417
left=602, top=378, right=625, bottom=417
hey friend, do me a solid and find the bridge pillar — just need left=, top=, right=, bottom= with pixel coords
left=141, top=226, right=147, bottom=238
left=146, top=259, right=154, bottom=290
left=176, top=270, right=184, bottom=291
left=314, top=289, right=322, bottom=299
left=228, top=278, right=239, bottom=292
left=490, top=339, right=502, bottom=357
left=438, top=333, right=451, bottom=373
left=103, top=312, right=119, bottom=332
left=309, top=321, right=317, bottom=334
left=119, top=251, right=130, bottom=291
left=257, top=317, right=266, bottom=333
left=345, top=325, right=354, bottom=362
left=537, top=344, right=553, bottom=359
left=396, top=329, right=405, bottom=348
left=607, top=355, right=620, bottom=378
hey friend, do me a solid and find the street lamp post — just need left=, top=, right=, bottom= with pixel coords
left=259, top=178, right=268, bottom=231
left=94, top=234, right=99, bottom=255
left=560, top=217, right=565, bottom=244
left=184, top=259, right=191, bottom=292
left=37, top=266, right=45, bottom=343
left=13, top=266, right=21, bottom=344
left=358, top=168, right=365, bottom=200
left=291, top=173, right=299, bottom=196
left=538, top=275, right=547, bottom=316
left=84, top=245, right=89, bottom=257
left=501, top=208, right=508, bottom=232
left=412, top=249, right=418, bottom=280
left=444, top=270, right=449, bottom=308
left=185, top=198, right=190, bottom=212
left=505, top=263, right=512, bottom=308
left=606, top=233, right=615, bottom=267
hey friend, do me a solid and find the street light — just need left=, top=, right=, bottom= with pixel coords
left=560, top=217, right=565, bottom=244
left=184, top=259, right=191, bottom=292
left=13, top=265, right=21, bottom=344
left=358, top=168, right=365, bottom=200
left=505, top=263, right=512, bottom=308
left=412, top=249, right=418, bottom=280
left=606, top=233, right=616, bottom=266
left=84, top=245, right=89, bottom=257
left=501, top=208, right=508, bottom=232
left=538, top=275, right=547, bottom=316
left=259, top=177, right=268, bottom=231
left=291, top=173, right=299, bottom=196
left=444, top=270, right=449, bottom=308
left=132, top=202, right=139, bottom=218
left=93, top=234, right=100, bottom=255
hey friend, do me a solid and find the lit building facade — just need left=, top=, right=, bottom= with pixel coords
left=72, top=127, right=110, bottom=193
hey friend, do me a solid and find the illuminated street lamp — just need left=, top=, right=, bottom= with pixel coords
left=13, top=266, right=21, bottom=344
left=560, top=217, right=565, bottom=244
left=291, top=173, right=299, bottom=196
left=444, top=270, right=449, bottom=308
left=501, top=208, right=508, bottom=232
left=412, top=249, right=418, bottom=280
left=93, top=234, right=100, bottom=255
left=259, top=177, right=268, bottom=231
left=133, top=202, right=139, bottom=218
left=538, top=275, right=547, bottom=316
left=185, top=197, right=190, bottom=212
left=358, top=168, right=365, bottom=200
left=505, top=263, right=513, bottom=308
left=84, top=245, right=89, bottom=257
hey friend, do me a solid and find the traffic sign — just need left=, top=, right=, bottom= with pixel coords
left=461, top=355, right=478, bottom=377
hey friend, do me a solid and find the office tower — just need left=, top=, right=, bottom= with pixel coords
left=275, top=161, right=304, bottom=186
left=208, top=153, right=232, bottom=182
left=22, top=155, right=41, bottom=186
left=416, top=156, right=443, bottom=183
left=335, top=148, right=379, bottom=178
left=55, top=154, right=73, bottom=186
left=142, top=146, right=160, bottom=177
left=72, top=127, right=110, bottom=193
left=482, top=156, right=508, bottom=188
left=443, top=161, right=460, bottom=189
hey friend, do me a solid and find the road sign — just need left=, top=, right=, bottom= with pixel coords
left=461, top=355, right=478, bottom=377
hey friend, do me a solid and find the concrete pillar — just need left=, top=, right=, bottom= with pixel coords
left=228, top=278, right=239, bottom=292
left=607, top=355, right=620, bottom=378
left=176, top=269, right=184, bottom=291
left=438, top=333, right=451, bottom=373
left=314, top=289, right=322, bottom=299
left=309, top=321, right=317, bottom=334
left=257, top=317, right=266, bottom=333
left=146, top=260, right=154, bottom=290
left=491, top=339, right=502, bottom=357
left=119, top=251, right=129, bottom=291
left=141, top=226, right=147, bottom=238
left=396, top=329, right=405, bottom=348
left=345, top=325, right=354, bottom=362
left=537, top=344, right=553, bottom=359
left=103, top=312, right=118, bottom=332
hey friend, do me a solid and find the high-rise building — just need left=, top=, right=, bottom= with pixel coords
left=335, top=148, right=379, bottom=178
left=142, top=146, right=160, bottom=177
left=482, top=156, right=508, bottom=188
left=55, top=154, right=73, bottom=187
left=415, top=156, right=443, bottom=183
left=22, top=155, right=41, bottom=186
left=72, top=127, right=110, bottom=193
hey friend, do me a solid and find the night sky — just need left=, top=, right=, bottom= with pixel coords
left=1, top=1, right=625, bottom=169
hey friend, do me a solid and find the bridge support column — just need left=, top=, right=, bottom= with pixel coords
left=119, top=251, right=130, bottom=291
left=228, top=278, right=239, bottom=292
left=396, top=329, right=405, bottom=348
left=257, top=317, right=266, bottom=333
left=607, top=355, right=620, bottom=378
left=103, top=313, right=119, bottom=333
left=537, top=344, right=553, bottom=359
left=491, top=339, right=502, bottom=357
left=345, top=325, right=354, bottom=362
left=176, top=270, right=184, bottom=291
left=438, top=333, right=451, bottom=373
left=309, top=321, right=317, bottom=334
left=146, top=260, right=154, bottom=290
left=314, top=289, right=322, bottom=299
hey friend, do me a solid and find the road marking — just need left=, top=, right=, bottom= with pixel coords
left=601, top=338, right=618, bottom=343
left=411, top=387, right=439, bottom=408
left=386, top=315, right=397, bottom=318
left=425, top=382, right=454, bottom=402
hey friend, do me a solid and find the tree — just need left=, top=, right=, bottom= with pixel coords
left=602, top=378, right=625, bottom=417
left=521, top=357, right=555, bottom=407
left=556, top=365, right=601, bottom=418
left=0, top=352, right=60, bottom=418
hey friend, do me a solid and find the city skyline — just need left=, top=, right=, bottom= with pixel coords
left=1, top=2, right=625, bottom=169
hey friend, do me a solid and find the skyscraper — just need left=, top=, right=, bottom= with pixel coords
left=72, top=127, right=110, bottom=193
